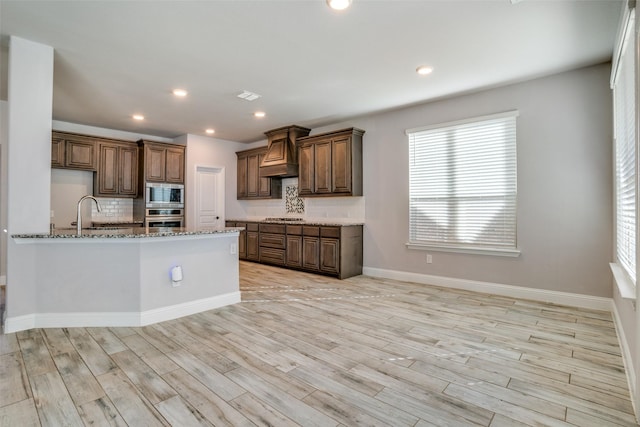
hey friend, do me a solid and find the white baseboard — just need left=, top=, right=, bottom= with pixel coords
left=3, top=291, right=241, bottom=333
left=140, top=292, right=241, bottom=326
left=611, top=300, right=639, bottom=421
left=0, top=275, right=6, bottom=285
left=363, top=267, right=612, bottom=311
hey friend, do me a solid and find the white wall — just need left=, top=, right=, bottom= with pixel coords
left=6, top=36, right=54, bottom=320
left=50, top=169, right=93, bottom=228
left=312, top=63, right=614, bottom=298
left=7, top=37, right=53, bottom=234
left=52, top=120, right=173, bottom=143
left=0, top=101, right=8, bottom=282
left=183, top=133, right=246, bottom=227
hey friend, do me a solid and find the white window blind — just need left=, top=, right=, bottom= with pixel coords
left=613, top=12, right=636, bottom=283
left=407, top=111, right=518, bottom=252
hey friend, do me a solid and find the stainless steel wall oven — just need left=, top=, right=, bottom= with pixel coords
left=145, top=208, right=184, bottom=228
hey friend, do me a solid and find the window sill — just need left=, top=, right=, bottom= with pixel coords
left=610, top=263, right=636, bottom=301
left=406, top=242, right=521, bottom=257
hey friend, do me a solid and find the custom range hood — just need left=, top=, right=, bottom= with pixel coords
left=260, top=125, right=311, bottom=178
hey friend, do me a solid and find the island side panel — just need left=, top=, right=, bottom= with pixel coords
left=35, top=241, right=141, bottom=312
left=5, top=239, right=142, bottom=332
left=138, top=233, right=240, bottom=316
left=5, top=239, right=38, bottom=326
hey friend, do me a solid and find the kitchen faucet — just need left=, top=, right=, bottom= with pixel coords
left=76, top=195, right=102, bottom=234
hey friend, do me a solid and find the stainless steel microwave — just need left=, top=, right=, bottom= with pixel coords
left=145, top=183, right=184, bottom=208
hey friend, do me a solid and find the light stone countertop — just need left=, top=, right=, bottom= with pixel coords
left=226, top=218, right=364, bottom=226
left=12, top=226, right=243, bottom=239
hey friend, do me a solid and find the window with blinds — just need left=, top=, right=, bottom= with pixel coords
left=407, top=111, right=518, bottom=254
left=613, top=12, right=636, bottom=284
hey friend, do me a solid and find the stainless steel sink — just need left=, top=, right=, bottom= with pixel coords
left=84, top=227, right=126, bottom=230
left=56, top=227, right=127, bottom=231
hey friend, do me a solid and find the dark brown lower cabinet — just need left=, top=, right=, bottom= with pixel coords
left=301, top=226, right=320, bottom=271
left=236, top=222, right=247, bottom=259
left=320, top=238, right=339, bottom=275
left=302, top=237, right=320, bottom=271
left=228, top=221, right=362, bottom=279
left=286, top=225, right=303, bottom=268
left=246, top=223, right=260, bottom=261
left=259, top=224, right=286, bottom=266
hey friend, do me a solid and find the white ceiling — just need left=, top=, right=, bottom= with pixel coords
left=0, top=0, right=622, bottom=143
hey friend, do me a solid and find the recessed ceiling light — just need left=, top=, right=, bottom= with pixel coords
left=254, top=111, right=266, bottom=118
left=416, top=65, right=434, bottom=76
left=173, top=89, right=188, bottom=97
left=327, top=0, right=351, bottom=10
left=132, top=114, right=145, bottom=121
left=237, top=90, right=262, bottom=101
left=205, top=128, right=215, bottom=134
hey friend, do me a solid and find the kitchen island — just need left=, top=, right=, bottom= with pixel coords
left=5, top=227, right=243, bottom=333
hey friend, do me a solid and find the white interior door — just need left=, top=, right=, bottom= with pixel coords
left=195, top=166, right=224, bottom=229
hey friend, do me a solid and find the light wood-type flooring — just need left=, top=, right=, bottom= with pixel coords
left=0, top=261, right=637, bottom=426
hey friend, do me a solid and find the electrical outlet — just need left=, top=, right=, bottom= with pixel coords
left=426, top=254, right=433, bottom=264
left=230, top=243, right=237, bottom=255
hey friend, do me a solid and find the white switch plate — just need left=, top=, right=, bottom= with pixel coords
left=426, top=254, right=433, bottom=264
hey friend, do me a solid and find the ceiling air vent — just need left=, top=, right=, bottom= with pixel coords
left=237, top=90, right=261, bottom=101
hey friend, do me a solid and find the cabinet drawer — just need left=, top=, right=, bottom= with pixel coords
left=321, top=227, right=340, bottom=238
left=260, top=224, right=286, bottom=234
left=260, top=233, right=286, bottom=249
left=260, top=248, right=286, bottom=265
left=303, top=226, right=320, bottom=237
left=246, top=223, right=259, bottom=232
left=236, top=222, right=247, bottom=229
left=286, top=225, right=302, bottom=235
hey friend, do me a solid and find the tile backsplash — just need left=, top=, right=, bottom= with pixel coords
left=91, top=198, right=133, bottom=222
left=285, top=185, right=305, bottom=214
left=241, top=178, right=365, bottom=222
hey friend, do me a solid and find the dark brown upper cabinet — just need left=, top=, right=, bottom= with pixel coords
left=95, top=142, right=138, bottom=197
left=236, top=146, right=281, bottom=200
left=51, top=131, right=98, bottom=171
left=141, top=142, right=185, bottom=184
left=297, top=128, right=364, bottom=197
left=51, top=131, right=139, bottom=197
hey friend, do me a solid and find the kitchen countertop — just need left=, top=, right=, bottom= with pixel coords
left=12, top=226, right=243, bottom=239
left=226, top=218, right=364, bottom=226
